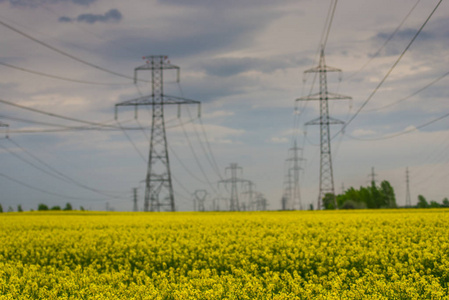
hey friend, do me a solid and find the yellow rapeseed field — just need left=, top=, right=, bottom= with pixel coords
left=1, top=209, right=449, bottom=299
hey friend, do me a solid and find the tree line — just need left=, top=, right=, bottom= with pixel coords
left=0, top=202, right=85, bottom=213
left=323, top=180, right=449, bottom=209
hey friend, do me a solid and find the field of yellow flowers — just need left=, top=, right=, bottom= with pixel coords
left=1, top=209, right=449, bottom=299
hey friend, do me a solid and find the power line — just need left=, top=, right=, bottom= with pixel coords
left=0, top=61, right=131, bottom=86
left=322, top=0, right=338, bottom=50
left=0, top=172, right=109, bottom=202
left=0, top=97, right=122, bottom=129
left=0, top=18, right=142, bottom=82
left=116, top=120, right=147, bottom=162
left=345, top=0, right=422, bottom=81
left=6, top=137, right=126, bottom=199
left=345, top=110, right=449, bottom=141
left=365, top=70, right=449, bottom=112
left=177, top=82, right=224, bottom=181
left=337, top=0, right=443, bottom=135
left=178, top=118, right=219, bottom=194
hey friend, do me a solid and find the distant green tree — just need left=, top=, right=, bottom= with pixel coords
left=51, top=206, right=61, bottom=211
left=38, top=203, right=49, bottom=211
left=17, top=205, right=23, bottom=212
left=430, top=200, right=440, bottom=208
left=379, top=180, right=397, bottom=208
left=442, top=198, right=449, bottom=207
left=323, top=193, right=337, bottom=209
left=331, top=180, right=396, bottom=209
left=63, top=202, right=73, bottom=211
left=417, top=195, right=429, bottom=208
left=80, top=206, right=85, bottom=211
left=0, top=203, right=3, bottom=213
left=8, top=206, right=13, bottom=212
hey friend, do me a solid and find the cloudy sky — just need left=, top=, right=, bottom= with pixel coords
left=0, top=0, right=448, bottom=211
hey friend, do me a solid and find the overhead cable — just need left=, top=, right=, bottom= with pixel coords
left=7, top=137, right=127, bottom=198
left=0, top=61, right=131, bottom=86
left=0, top=18, right=148, bottom=82
left=345, top=111, right=449, bottom=141
left=346, top=0, right=422, bottom=80
left=0, top=172, right=109, bottom=202
left=337, top=0, right=443, bottom=136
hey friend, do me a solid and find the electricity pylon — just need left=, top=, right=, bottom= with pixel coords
left=115, top=55, right=200, bottom=212
left=133, top=187, right=138, bottom=212
left=218, top=163, right=247, bottom=211
left=281, top=169, right=293, bottom=210
left=405, top=167, right=411, bottom=207
left=296, top=47, right=351, bottom=210
left=287, top=140, right=305, bottom=210
left=368, top=167, right=377, bottom=186
left=193, top=189, right=208, bottom=212
left=241, top=180, right=255, bottom=210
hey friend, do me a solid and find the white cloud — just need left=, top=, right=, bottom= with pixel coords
left=352, top=129, right=377, bottom=137
left=269, top=136, right=289, bottom=144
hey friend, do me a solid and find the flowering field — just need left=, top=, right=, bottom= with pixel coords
left=1, top=210, right=449, bottom=299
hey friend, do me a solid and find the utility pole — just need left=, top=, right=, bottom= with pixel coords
left=115, top=55, right=200, bottom=212
left=218, top=163, right=248, bottom=211
left=405, top=167, right=411, bottom=207
left=193, top=189, right=208, bottom=212
left=296, top=47, right=351, bottom=210
left=133, top=188, right=138, bottom=212
left=286, top=140, right=305, bottom=210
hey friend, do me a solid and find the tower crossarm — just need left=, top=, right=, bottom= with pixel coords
left=115, top=95, right=200, bottom=119
left=305, top=116, right=345, bottom=126
left=134, top=55, right=180, bottom=84
left=304, top=65, right=342, bottom=73
left=296, top=92, right=352, bottom=102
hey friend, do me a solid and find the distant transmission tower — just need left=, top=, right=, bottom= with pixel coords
left=133, top=188, right=138, bottom=212
left=287, top=140, right=305, bottom=210
left=405, top=167, right=411, bottom=207
left=297, top=47, right=351, bottom=210
left=218, top=163, right=247, bottom=211
left=193, top=189, right=208, bottom=212
left=368, top=167, right=377, bottom=186
left=281, top=169, right=293, bottom=210
left=115, top=55, right=200, bottom=212
left=241, top=180, right=255, bottom=210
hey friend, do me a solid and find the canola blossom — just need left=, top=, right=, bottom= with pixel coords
left=0, top=209, right=449, bottom=299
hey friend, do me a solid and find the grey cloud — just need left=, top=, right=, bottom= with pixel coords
left=58, top=16, right=72, bottom=23
left=200, top=57, right=311, bottom=77
left=97, top=7, right=283, bottom=60
left=371, top=19, right=446, bottom=57
left=59, top=9, right=122, bottom=24
left=158, top=0, right=295, bottom=8
left=0, top=0, right=96, bottom=6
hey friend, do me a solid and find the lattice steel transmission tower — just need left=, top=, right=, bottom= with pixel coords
left=193, top=189, right=208, bottom=212
left=115, top=55, right=200, bottom=212
left=405, top=167, right=411, bottom=207
left=368, top=167, right=377, bottom=186
left=242, top=180, right=256, bottom=211
left=132, top=188, right=138, bottom=212
left=287, top=140, right=305, bottom=210
left=296, top=47, right=351, bottom=210
left=218, top=163, right=247, bottom=211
